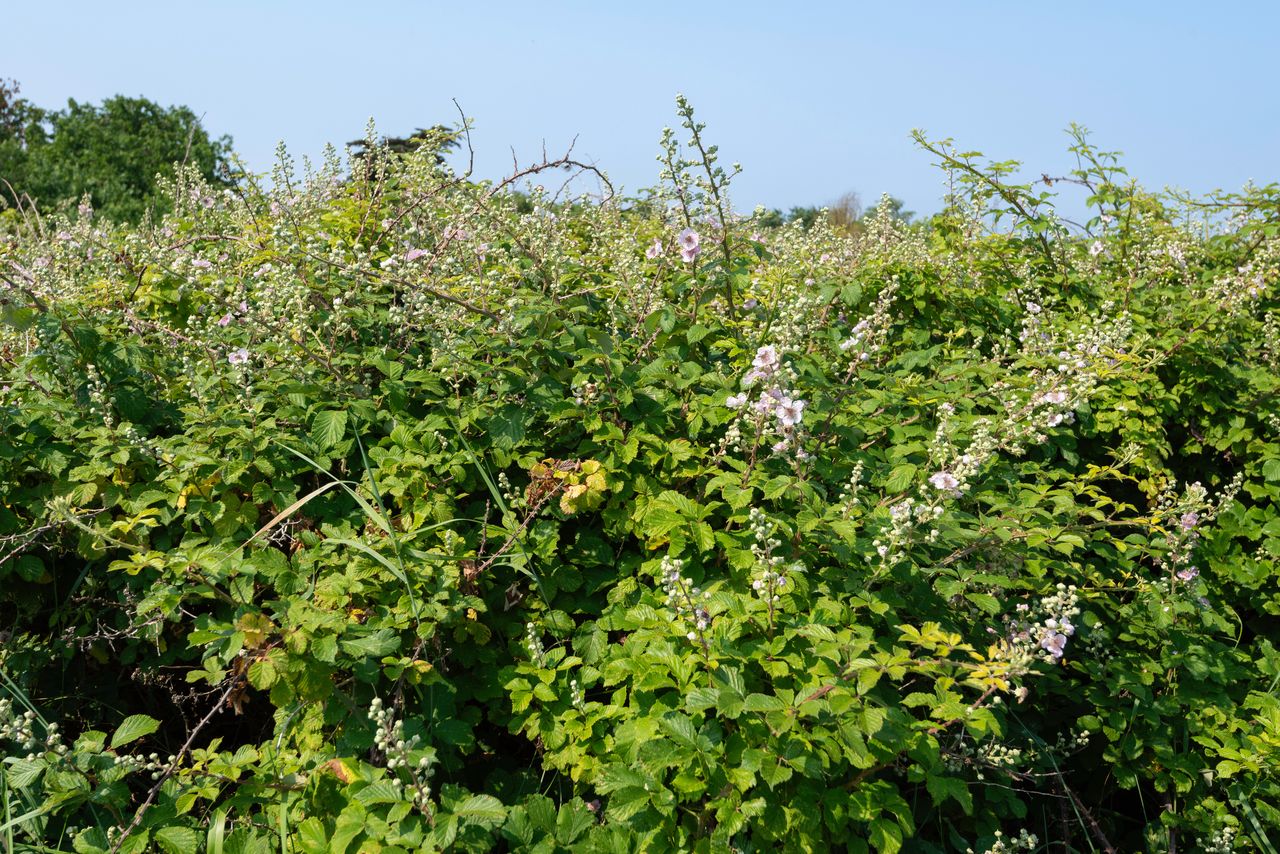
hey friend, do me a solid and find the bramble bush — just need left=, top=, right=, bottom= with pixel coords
left=1, top=98, right=1279, bottom=852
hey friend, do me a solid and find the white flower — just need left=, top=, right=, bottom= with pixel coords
left=1026, top=301, right=1041, bottom=314
left=928, top=471, right=960, bottom=491
left=678, top=229, right=701, bottom=261
left=752, top=345, right=779, bottom=372
left=1042, top=390, right=1068, bottom=405
left=775, top=397, right=806, bottom=427
left=726, top=393, right=746, bottom=408
left=1089, top=241, right=1105, bottom=257
left=1040, top=632, right=1068, bottom=660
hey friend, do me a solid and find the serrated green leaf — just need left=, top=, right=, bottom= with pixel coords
left=110, top=715, right=160, bottom=749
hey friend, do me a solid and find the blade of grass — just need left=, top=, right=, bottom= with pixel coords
left=206, top=808, right=228, bottom=854
left=272, top=441, right=392, bottom=536
left=1236, top=795, right=1278, bottom=854
left=272, top=440, right=419, bottom=621
left=448, top=417, right=509, bottom=517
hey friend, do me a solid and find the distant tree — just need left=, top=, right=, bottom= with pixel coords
left=347, top=125, right=462, bottom=168
left=786, top=206, right=824, bottom=229
left=755, top=208, right=785, bottom=229
left=827, top=191, right=862, bottom=231
left=0, top=79, right=49, bottom=209
left=0, top=78, right=46, bottom=148
left=766, top=192, right=863, bottom=233
left=862, top=195, right=914, bottom=224
left=0, top=87, right=234, bottom=223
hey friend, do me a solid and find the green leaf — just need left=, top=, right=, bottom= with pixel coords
left=155, top=827, right=202, bottom=854
left=340, top=629, right=402, bottom=659
left=743, top=693, right=787, bottom=713
left=869, top=817, right=904, bottom=854
left=353, top=780, right=403, bottom=805
left=110, top=714, right=160, bottom=749
left=311, top=410, right=348, bottom=450
left=455, top=794, right=507, bottom=827
left=295, top=818, right=329, bottom=854
left=5, top=759, right=43, bottom=789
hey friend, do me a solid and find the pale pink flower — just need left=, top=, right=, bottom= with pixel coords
left=775, top=397, right=806, bottom=427
left=191, top=258, right=212, bottom=269
left=405, top=248, right=428, bottom=262
left=752, top=345, right=779, bottom=372
left=929, top=471, right=960, bottom=491
left=217, top=313, right=233, bottom=327
left=645, top=239, right=663, bottom=259
left=1177, top=566, right=1199, bottom=581
left=227, top=348, right=250, bottom=365
left=1179, top=511, right=1199, bottom=531
left=677, top=228, right=701, bottom=254
left=1040, top=632, right=1068, bottom=660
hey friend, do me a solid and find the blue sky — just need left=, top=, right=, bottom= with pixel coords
left=7, top=1, right=1278, bottom=219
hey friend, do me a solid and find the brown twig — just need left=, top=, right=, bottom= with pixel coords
left=110, top=673, right=244, bottom=853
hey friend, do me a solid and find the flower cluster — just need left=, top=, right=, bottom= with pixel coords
left=835, top=460, right=866, bottom=517
left=1002, top=584, right=1081, bottom=664
left=838, top=276, right=899, bottom=367
left=0, top=697, right=64, bottom=760
left=82, top=363, right=114, bottom=429
left=524, top=621, right=546, bottom=665
left=368, top=697, right=434, bottom=814
left=966, top=829, right=1038, bottom=854
left=1151, top=474, right=1242, bottom=586
left=1200, top=823, right=1237, bottom=854
left=659, top=555, right=711, bottom=649
left=747, top=508, right=799, bottom=630
left=724, top=345, right=809, bottom=459
left=874, top=304, right=1132, bottom=566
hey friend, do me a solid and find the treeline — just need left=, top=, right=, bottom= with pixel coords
left=0, top=79, right=234, bottom=223
left=1, top=79, right=909, bottom=231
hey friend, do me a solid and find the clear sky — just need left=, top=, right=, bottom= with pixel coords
left=7, top=1, right=1278, bottom=219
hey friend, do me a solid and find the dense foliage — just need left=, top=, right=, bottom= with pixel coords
left=1, top=100, right=1279, bottom=853
left=0, top=80, right=233, bottom=224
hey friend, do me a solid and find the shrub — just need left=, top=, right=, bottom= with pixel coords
left=0, top=101, right=1277, bottom=852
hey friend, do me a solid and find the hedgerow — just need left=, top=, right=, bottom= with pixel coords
left=1, top=100, right=1278, bottom=852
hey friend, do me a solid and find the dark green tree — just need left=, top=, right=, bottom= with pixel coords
left=0, top=87, right=234, bottom=223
